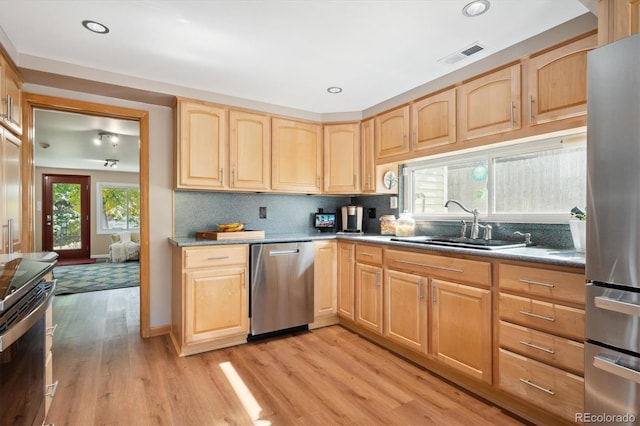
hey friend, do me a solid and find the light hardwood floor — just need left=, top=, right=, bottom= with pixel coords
left=47, top=287, right=527, bottom=425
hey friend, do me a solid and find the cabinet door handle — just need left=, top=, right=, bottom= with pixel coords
left=519, top=278, right=555, bottom=288
left=353, top=174, right=357, bottom=188
left=431, top=284, right=437, bottom=304
left=219, top=168, right=224, bottom=185
left=368, top=173, right=372, bottom=190
left=231, top=168, right=235, bottom=187
left=45, top=380, right=59, bottom=398
left=519, top=310, right=555, bottom=322
left=518, top=378, right=555, bottom=396
left=46, top=323, right=58, bottom=337
left=519, top=340, right=555, bottom=354
left=418, top=279, right=424, bottom=300
left=510, top=101, right=516, bottom=127
left=375, top=271, right=380, bottom=287
left=347, top=248, right=353, bottom=262
left=411, top=130, right=416, bottom=148
left=529, top=95, right=534, bottom=122
left=395, top=259, right=463, bottom=273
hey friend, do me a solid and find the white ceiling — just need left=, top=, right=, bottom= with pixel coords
left=0, top=0, right=592, bottom=114
left=33, top=109, right=140, bottom=172
left=0, top=0, right=595, bottom=172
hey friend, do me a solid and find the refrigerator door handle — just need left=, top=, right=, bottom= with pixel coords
left=594, top=295, right=640, bottom=317
left=593, top=354, right=640, bottom=385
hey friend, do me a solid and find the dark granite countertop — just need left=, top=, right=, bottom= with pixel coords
left=169, top=233, right=585, bottom=269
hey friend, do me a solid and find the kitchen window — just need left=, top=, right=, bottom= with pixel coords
left=403, top=133, right=586, bottom=223
left=96, top=182, right=140, bottom=233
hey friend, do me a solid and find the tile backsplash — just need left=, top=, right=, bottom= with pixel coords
left=174, top=191, right=351, bottom=237
left=174, top=192, right=575, bottom=249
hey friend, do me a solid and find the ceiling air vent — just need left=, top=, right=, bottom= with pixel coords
left=439, top=42, right=485, bottom=65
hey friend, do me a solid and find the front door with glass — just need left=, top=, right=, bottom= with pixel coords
left=42, top=174, right=91, bottom=260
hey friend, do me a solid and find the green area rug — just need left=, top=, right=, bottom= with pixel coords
left=53, top=261, right=139, bottom=295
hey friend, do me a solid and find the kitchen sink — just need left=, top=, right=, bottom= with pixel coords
left=391, top=236, right=527, bottom=250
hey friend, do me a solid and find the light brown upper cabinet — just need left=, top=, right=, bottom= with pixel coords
left=411, top=88, right=457, bottom=153
left=361, top=118, right=376, bottom=193
left=175, top=99, right=228, bottom=190
left=0, top=56, right=23, bottom=136
left=597, top=0, right=640, bottom=46
left=524, top=33, right=597, bottom=126
left=375, top=104, right=410, bottom=161
left=323, top=122, right=360, bottom=194
left=271, top=117, right=322, bottom=194
left=229, top=110, right=271, bottom=191
left=457, top=64, right=521, bottom=142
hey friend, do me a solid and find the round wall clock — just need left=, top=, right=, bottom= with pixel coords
left=383, top=170, right=397, bottom=189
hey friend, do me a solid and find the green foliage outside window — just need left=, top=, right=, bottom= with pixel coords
left=52, top=183, right=81, bottom=247
left=101, top=186, right=140, bottom=230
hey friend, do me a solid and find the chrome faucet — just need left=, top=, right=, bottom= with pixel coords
left=444, top=199, right=480, bottom=239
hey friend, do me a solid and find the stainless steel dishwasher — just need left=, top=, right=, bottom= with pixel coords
left=249, top=241, right=314, bottom=338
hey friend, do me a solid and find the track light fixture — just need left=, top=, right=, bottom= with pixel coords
left=94, top=131, right=120, bottom=147
left=104, top=159, right=119, bottom=168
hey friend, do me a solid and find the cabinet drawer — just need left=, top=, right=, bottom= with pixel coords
left=499, top=320, right=584, bottom=374
left=499, top=293, right=584, bottom=340
left=499, top=348, right=583, bottom=422
left=356, top=244, right=383, bottom=265
left=385, top=249, right=490, bottom=287
left=184, top=245, right=248, bottom=269
left=499, top=264, right=585, bottom=305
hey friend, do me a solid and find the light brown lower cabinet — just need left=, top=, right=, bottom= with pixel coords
left=311, top=240, right=338, bottom=328
left=355, top=262, right=384, bottom=334
left=430, top=279, right=492, bottom=383
left=497, top=261, right=585, bottom=423
left=44, top=304, right=56, bottom=417
left=499, top=348, right=584, bottom=422
left=384, top=269, right=427, bottom=352
left=337, top=242, right=355, bottom=321
left=171, top=244, right=249, bottom=356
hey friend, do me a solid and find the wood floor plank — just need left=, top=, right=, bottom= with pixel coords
left=47, top=288, right=527, bottom=425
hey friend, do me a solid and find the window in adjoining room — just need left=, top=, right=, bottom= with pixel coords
left=97, top=182, right=140, bottom=233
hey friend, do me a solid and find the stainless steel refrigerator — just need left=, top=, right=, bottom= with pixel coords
left=585, top=34, right=640, bottom=424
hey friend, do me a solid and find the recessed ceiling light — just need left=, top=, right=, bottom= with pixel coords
left=462, top=0, right=490, bottom=17
left=327, top=87, right=342, bottom=94
left=82, top=20, right=110, bottom=34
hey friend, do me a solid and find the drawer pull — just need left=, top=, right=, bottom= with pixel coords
left=207, top=256, right=230, bottom=260
left=519, top=279, right=555, bottom=288
left=593, top=354, right=640, bottom=384
left=359, top=252, right=374, bottom=257
left=518, top=378, right=555, bottom=396
left=519, top=310, right=555, bottom=322
left=395, top=259, right=463, bottom=273
left=519, top=340, right=555, bottom=354
left=594, top=296, right=640, bottom=317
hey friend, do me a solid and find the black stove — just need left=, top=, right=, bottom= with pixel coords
left=0, top=258, right=55, bottom=312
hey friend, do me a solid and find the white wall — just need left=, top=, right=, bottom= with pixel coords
left=26, top=83, right=174, bottom=329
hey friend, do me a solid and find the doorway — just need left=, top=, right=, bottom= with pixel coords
left=23, top=93, right=151, bottom=337
left=42, top=174, right=91, bottom=261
